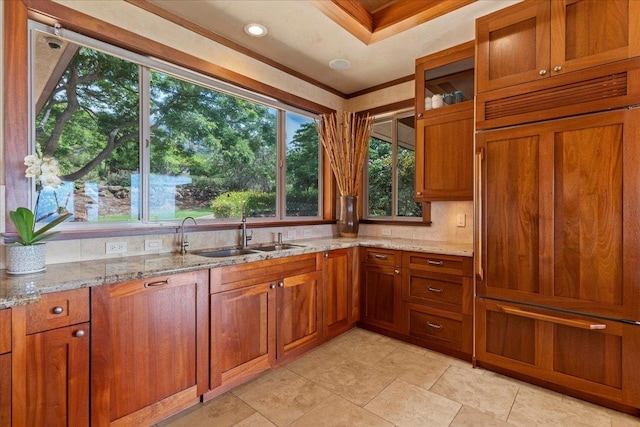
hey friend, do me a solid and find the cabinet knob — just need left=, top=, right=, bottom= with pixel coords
left=73, top=330, right=85, bottom=338
left=394, top=269, right=400, bottom=274
left=52, top=306, right=64, bottom=315
left=553, top=65, right=563, bottom=72
left=416, top=191, right=423, bottom=196
left=278, top=282, right=284, bottom=288
left=539, top=69, right=547, bottom=76
left=324, top=253, right=329, bottom=258
left=417, top=113, right=423, bottom=118
left=270, top=284, right=276, bottom=289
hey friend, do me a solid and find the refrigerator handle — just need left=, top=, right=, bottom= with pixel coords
left=497, top=305, right=607, bottom=330
left=475, top=148, right=484, bottom=281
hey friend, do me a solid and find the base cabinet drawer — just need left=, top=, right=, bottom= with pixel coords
left=476, top=298, right=640, bottom=410
left=406, top=304, right=472, bottom=356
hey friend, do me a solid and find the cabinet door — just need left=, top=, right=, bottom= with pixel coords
left=476, top=0, right=550, bottom=93
left=550, top=0, right=639, bottom=76
left=361, top=264, right=402, bottom=333
left=476, top=299, right=640, bottom=408
left=323, top=249, right=354, bottom=339
left=91, top=271, right=207, bottom=426
left=0, top=353, right=10, bottom=427
left=477, top=109, right=640, bottom=319
left=278, top=270, right=321, bottom=360
left=24, top=323, right=90, bottom=427
left=415, top=103, right=474, bottom=201
left=210, top=282, right=276, bottom=390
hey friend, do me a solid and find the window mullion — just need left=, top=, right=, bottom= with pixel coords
left=391, top=117, right=399, bottom=219
left=277, top=110, right=286, bottom=219
left=140, top=67, right=151, bottom=223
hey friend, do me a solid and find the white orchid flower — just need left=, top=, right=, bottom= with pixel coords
left=39, top=173, right=62, bottom=188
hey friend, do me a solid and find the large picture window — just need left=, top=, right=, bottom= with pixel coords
left=31, top=23, right=320, bottom=227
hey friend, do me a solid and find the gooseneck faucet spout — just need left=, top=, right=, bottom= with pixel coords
left=180, top=216, right=198, bottom=255
left=241, top=201, right=253, bottom=248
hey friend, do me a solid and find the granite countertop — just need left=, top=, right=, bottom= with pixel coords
left=0, top=237, right=473, bottom=309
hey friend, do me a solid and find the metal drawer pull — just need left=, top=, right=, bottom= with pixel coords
left=427, top=260, right=443, bottom=266
left=144, top=279, right=170, bottom=288
left=73, top=330, right=85, bottom=338
left=497, top=305, right=606, bottom=330
left=427, top=287, right=443, bottom=293
left=374, top=254, right=388, bottom=260
left=426, top=321, right=443, bottom=329
left=52, top=306, right=64, bottom=314
left=270, top=284, right=276, bottom=289
left=278, top=282, right=284, bottom=288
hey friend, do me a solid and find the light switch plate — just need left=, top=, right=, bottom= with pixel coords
left=381, top=227, right=392, bottom=236
left=456, top=214, right=466, bottom=227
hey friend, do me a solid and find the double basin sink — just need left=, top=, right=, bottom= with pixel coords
left=193, top=243, right=303, bottom=258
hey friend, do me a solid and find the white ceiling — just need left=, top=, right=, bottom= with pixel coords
left=146, top=0, right=521, bottom=95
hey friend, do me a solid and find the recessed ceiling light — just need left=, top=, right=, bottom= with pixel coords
left=244, top=23, right=268, bottom=37
left=329, top=59, right=351, bottom=70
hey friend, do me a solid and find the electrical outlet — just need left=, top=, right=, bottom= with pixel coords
left=303, top=228, right=312, bottom=238
left=106, top=241, right=127, bottom=254
left=456, top=214, right=466, bottom=227
left=145, top=239, right=162, bottom=251
left=381, top=227, right=392, bottom=236
left=287, top=230, right=297, bottom=239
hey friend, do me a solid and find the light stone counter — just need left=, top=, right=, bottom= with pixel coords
left=0, top=237, right=473, bottom=309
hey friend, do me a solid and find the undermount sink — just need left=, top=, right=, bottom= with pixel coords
left=192, top=243, right=304, bottom=258
left=193, top=248, right=260, bottom=258
left=254, top=243, right=303, bottom=252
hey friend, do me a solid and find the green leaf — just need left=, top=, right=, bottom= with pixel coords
left=31, top=213, right=72, bottom=241
left=9, top=208, right=36, bottom=245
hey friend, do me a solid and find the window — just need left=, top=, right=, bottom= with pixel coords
left=365, top=112, right=421, bottom=220
left=30, top=23, right=320, bottom=227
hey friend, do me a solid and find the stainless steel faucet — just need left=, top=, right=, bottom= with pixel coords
left=180, top=216, right=197, bottom=254
left=241, top=201, right=253, bottom=248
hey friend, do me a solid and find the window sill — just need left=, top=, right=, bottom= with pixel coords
left=360, top=219, right=432, bottom=226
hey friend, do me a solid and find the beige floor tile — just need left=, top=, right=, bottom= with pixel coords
left=233, top=368, right=332, bottom=427
left=308, top=358, right=396, bottom=406
left=430, top=364, right=518, bottom=421
left=158, top=392, right=256, bottom=427
left=233, top=412, right=277, bottom=427
left=449, top=406, right=514, bottom=427
left=365, top=379, right=461, bottom=427
left=290, top=394, right=394, bottom=427
left=508, top=386, right=612, bottom=427
left=287, top=342, right=348, bottom=380
left=611, top=411, right=640, bottom=427
left=328, top=328, right=399, bottom=366
left=374, top=347, right=450, bottom=389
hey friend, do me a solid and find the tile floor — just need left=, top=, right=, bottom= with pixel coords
left=157, top=328, right=640, bottom=427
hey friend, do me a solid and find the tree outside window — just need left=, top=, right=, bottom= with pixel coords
left=32, top=29, right=320, bottom=225
left=365, top=113, right=421, bottom=219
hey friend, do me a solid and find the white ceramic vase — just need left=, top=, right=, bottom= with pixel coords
left=6, top=244, right=47, bottom=274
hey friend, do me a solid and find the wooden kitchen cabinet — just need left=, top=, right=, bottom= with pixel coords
left=207, top=253, right=321, bottom=399
left=414, top=41, right=474, bottom=202
left=322, top=248, right=357, bottom=340
left=360, top=248, right=402, bottom=333
left=476, top=0, right=640, bottom=94
left=91, top=271, right=208, bottom=427
left=12, top=289, right=90, bottom=427
left=476, top=299, right=640, bottom=409
left=402, top=252, right=473, bottom=359
left=0, top=309, right=10, bottom=427
left=415, top=103, right=474, bottom=201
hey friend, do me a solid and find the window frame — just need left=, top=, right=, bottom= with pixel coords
left=27, top=21, right=323, bottom=229
left=363, top=109, right=422, bottom=222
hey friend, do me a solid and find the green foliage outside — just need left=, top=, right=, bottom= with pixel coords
left=210, top=190, right=319, bottom=218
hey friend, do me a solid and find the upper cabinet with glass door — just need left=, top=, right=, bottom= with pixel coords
left=415, top=41, right=475, bottom=119
left=476, top=0, right=640, bottom=94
